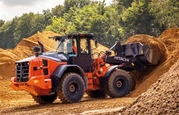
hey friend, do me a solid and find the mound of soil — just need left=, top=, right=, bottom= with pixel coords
left=121, top=60, right=179, bottom=114
left=126, top=34, right=168, bottom=63
left=120, top=28, right=179, bottom=114
left=157, top=28, right=179, bottom=70
left=0, top=31, right=60, bottom=79
left=125, top=34, right=168, bottom=96
left=13, top=31, right=59, bottom=59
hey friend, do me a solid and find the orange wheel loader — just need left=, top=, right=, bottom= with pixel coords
left=11, top=33, right=160, bottom=104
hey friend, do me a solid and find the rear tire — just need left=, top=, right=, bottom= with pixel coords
left=58, top=73, right=85, bottom=103
left=106, top=69, right=132, bottom=98
left=32, top=93, right=57, bottom=105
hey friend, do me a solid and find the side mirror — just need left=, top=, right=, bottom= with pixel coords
left=105, top=50, right=112, bottom=56
left=33, top=46, right=40, bottom=57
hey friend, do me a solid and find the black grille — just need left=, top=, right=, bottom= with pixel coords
left=16, top=61, right=29, bottom=82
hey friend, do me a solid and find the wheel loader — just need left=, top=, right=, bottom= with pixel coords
left=11, top=33, right=160, bottom=104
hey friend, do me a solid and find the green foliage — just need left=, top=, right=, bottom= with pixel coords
left=0, top=19, right=17, bottom=48
left=149, top=0, right=179, bottom=28
left=46, top=2, right=121, bottom=46
left=52, top=5, right=65, bottom=18
left=1, top=0, right=179, bottom=49
left=46, top=17, right=76, bottom=34
left=0, top=11, right=53, bottom=49
left=64, top=0, right=91, bottom=12
left=117, top=0, right=134, bottom=9
left=14, top=13, right=34, bottom=42
left=119, top=0, right=164, bottom=38
left=0, top=20, right=5, bottom=27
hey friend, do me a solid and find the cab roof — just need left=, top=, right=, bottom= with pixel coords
left=51, top=33, right=95, bottom=41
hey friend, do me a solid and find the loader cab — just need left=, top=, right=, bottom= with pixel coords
left=56, top=33, right=95, bottom=72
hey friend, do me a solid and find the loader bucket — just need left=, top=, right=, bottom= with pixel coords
left=121, top=42, right=160, bottom=65
left=142, top=45, right=161, bottom=65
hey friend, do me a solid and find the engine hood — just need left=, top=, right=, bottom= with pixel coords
left=16, top=56, right=36, bottom=63
left=16, top=52, right=67, bottom=63
left=39, top=52, right=67, bottom=62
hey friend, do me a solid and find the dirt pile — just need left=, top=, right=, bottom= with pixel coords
left=158, top=28, right=179, bottom=61
left=0, top=31, right=60, bottom=79
left=126, top=34, right=168, bottom=63
left=12, top=31, right=60, bottom=59
left=125, top=34, right=168, bottom=96
left=121, top=60, right=179, bottom=114
left=0, top=49, right=17, bottom=80
left=120, top=28, right=179, bottom=114
left=129, top=29, right=179, bottom=96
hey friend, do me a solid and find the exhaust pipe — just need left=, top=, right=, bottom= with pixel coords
left=37, top=41, right=44, bottom=53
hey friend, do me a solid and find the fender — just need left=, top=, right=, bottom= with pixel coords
left=51, top=65, right=88, bottom=91
left=99, top=65, right=120, bottom=89
left=104, top=65, right=120, bottom=78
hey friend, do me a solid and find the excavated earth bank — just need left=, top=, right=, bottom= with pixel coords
left=119, top=28, right=179, bottom=114
left=126, top=34, right=168, bottom=96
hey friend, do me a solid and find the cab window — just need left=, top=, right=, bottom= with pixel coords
left=80, top=38, right=89, bottom=54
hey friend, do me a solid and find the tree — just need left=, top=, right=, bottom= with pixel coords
left=64, top=0, right=90, bottom=12
left=31, top=13, right=46, bottom=34
left=46, top=2, right=122, bottom=46
left=119, top=0, right=164, bottom=39
left=14, top=12, right=51, bottom=43
left=0, top=20, right=5, bottom=27
left=46, top=17, right=76, bottom=34
left=43, top=9, right=53, bottom=26
left=52, top=5, right=65, bottom=18
left=149, top=0, right=179, bottom=28
left=1, top=0, right=171, bottom=49
left=117, top=0, right=134, bottom=8
left=0, top=18, right=18, bottom=48
left=14, top=13, right=34, bottom=43
left=115, top=0, right=134, bottom=13
left=63, top=4, right=100, bottom=33
left=97, top=0, right=106, bottom=15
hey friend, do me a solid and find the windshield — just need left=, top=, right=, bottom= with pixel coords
left=56, top=39, right=73, bottom=54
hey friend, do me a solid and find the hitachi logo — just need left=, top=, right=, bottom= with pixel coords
left=114, top=56, right=129, bottom=62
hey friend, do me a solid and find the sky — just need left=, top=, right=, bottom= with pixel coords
left=0, top=0, right=112, bottom=21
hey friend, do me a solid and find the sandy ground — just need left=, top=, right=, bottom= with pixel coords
left=0, top=79, right=134, bottom=115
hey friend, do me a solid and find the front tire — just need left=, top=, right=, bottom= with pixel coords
left=32, top=93, right=57, bottom=105
left=106, top=69, right=132, bottom=98
left=59, top=73, right=85, bottom=103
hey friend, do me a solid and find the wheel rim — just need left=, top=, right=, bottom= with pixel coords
left=115, top=77, right=125, bottom=90
left=69, top=82, right=78, bottom=94
left=116, top=80, right=122, bottom=88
